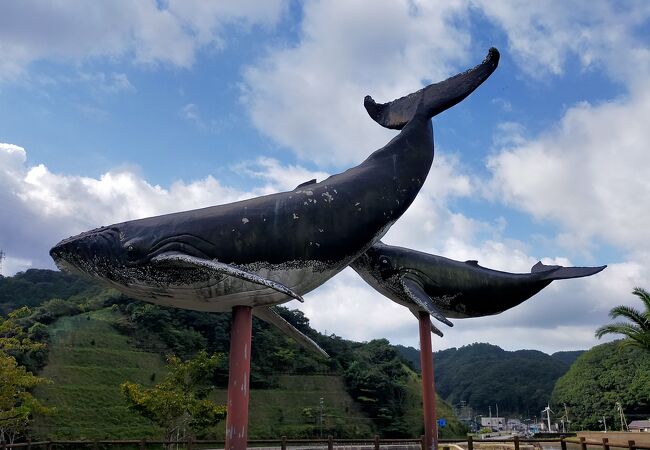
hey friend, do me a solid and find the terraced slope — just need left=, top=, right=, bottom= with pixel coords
left=31, top=308, right=375, bottom=439
left=32, top=309, right=166, bottom=439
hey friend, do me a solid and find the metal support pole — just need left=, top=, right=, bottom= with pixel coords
left=225, top=305, right=253, bottom=450
left=418, top=312, right=437, bottom=450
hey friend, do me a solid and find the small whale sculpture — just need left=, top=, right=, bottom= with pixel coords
left=49, top=49, right=499, bottom=354
left=351, top=241, right=606, bottom=336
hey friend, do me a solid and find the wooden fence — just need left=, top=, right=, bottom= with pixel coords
left=3, top=435, right=650, bottom=450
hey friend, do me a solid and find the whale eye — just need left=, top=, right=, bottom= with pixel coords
left=123, top=238, right=145, bottom=261
left=378, top=255, right=392, bottom=271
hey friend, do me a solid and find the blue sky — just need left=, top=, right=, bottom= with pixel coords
left=1, top=0, right=649, bottom=353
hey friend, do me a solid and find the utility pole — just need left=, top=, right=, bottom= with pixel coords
left=489, top=405, right=492, bottom=418
left=0, top=250, right=4, bottom=276
left=564, top=404, right=571, bottom=432
left=615, top=402, right=628, bottom=431
left=319, top=397, right=324, bottom=438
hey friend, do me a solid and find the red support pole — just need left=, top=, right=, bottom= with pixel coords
left=225, top=305, right=253, bottom=450
left=418, top=311, right=437, bottom=450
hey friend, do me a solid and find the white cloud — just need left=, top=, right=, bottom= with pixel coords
left=0, top=0, right=288, bottom=80
left=487, top=87, right=650, bottom=253
left=242, top=0, right=472, bottom=166
left=233, top=157, right=330, bottom=194
left=473, top=0, right=650, bottom=82
left=0, top=142, right=252, bottom=271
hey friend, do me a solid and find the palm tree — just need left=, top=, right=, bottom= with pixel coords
left=595, top=287, right=650, bottom=351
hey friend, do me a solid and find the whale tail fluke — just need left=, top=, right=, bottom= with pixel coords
left=531, top=261, right=607, bottom=280
left=364, top=47, right=500, bottom=130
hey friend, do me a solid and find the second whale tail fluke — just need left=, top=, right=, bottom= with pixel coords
left=364, top=47, right=500, bottom=130
left=531, top=261, right=607, bottom=280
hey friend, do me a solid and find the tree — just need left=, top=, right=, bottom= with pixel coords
left=0, top=308, right=52, bottom=444
left=0, top=307, right=48, bottom=371
left=0, top=353, right=52, bottom=444
left=551, top=340, right=650, bottom=430
left=595, top=287, right=650, bottom=351
left=121, top=351, right=226, bottom=444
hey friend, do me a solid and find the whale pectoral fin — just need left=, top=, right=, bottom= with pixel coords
left=401, top=276, right=453, bottom=328
left=430, top=321, right=444, bottom=338
left=151, top=253, right=304, bottom=302
left=254, top=307, right=329, bottom=358
left=531, top=261, right=607, bottom=280
left=365, top=47, right=500, bottom=129
left=409, top=310, right=444, bottom=337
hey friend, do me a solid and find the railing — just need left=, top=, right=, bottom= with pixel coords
left=2, top=435, right=650, bottom=450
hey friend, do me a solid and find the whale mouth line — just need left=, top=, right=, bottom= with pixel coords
left=127, top=236, right=213, bottom=266
left=148, top=233, right=216, bottom=254
left=399, top=268, right=436, bottom=288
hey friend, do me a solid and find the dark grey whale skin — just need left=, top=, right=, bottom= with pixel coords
left=352, top=241, right=606, bottom=327
left=49, top=49, right=500, bottom=314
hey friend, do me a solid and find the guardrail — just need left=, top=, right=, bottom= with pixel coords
left=2, top=435, right=650, bottom=450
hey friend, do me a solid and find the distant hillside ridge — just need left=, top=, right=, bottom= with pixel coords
left=551, top=350, right=585, bottom=366
left=0, top=269, right=100, bottom=314
left=395, top=342, right=577, bottom=416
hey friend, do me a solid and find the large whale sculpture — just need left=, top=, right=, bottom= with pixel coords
left=351, top=241, right=606, bottom=336
left=49, top=49, right=499, bottom=355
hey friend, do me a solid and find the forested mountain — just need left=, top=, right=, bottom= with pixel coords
left=1, top=269, right=466, bottom=440
left=551, top=350, right=585, bottom=366
left=551, top=341, right=650, bottom=430
left=395, top=343, right=577, bottom=417
left=0, top=269, right=100, bottom=314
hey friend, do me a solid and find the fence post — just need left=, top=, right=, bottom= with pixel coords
left=46, top=440, right=52, bottom=450
left=374, top=435, right=380, bottom=450
left=602, top=437, right=610, bottom=450
left=139, top=439, right=146, bottom=450
left=628, top=440, right=636, bottom=450
left=327, top=435, right=333, bottom=450
left=580, top=437, right=587, bottom=450
left=187, top=436, right=192, bottom=450
left=27, top=437, right=32, bottom=450
left=514, top=435, right=520, bottom=450
left=561, top=437, right=567, bottom=450
left=92, top=439, right=99, bottom=450
left=467, top=435, right=473, bottom=450
left=421, top=435, right=426, bottom=450
left=281, top=436, right=287, bottom=450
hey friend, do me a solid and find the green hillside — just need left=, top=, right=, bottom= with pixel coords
left=551, top=340, right=650, bottom=430
left=32, top=309, right=167, bottom=439
left=0, top=269, right=100, bottom=315
left=31, top=308, right=377, bottom=439
left=551, top=350, right=585, bottom=366
left=0, top=269, right=466, bottom=440
left=395, top=343, right=574, bottom=416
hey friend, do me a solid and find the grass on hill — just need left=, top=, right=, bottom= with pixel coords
left=32, top=308, right=167, bottom=439
left=31, top=307, right=377, bottom=439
